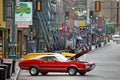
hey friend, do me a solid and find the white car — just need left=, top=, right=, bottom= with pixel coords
left=112, top=34, right=120, bottom=41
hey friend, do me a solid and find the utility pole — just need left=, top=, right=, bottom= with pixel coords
left=87, top=0, right=90, bottom=25
left=63, top=2, right=66, bottom=49
left=8, top=0, right=17, bottom=59
left=87, top=0, right=92, bottom=50
left=116, top=0, right=119, bottom=34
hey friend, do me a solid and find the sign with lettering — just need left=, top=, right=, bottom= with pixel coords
left=3, top=59, right=13, bottom=64
left=15, top=2, right=32, bottom=28
left=0, top=21, right=6, bottom=28
left=15, top=2, right=32, bottom=22
left=96, top=17, right=103, bottom=28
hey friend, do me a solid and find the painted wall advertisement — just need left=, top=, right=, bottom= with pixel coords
left=15, top=2, right=32, bottom=28
left=74, top=0, right=87, bottom=27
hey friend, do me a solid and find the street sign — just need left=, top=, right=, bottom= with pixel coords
left=8, top=43, right=17, bottom=47
left=79, top=21, right=86, bottom=27
left=3, top=59, right=13, bottom=64
left=54, top=24, right=61, bottom=27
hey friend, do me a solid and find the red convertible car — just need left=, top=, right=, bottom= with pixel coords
left=19, top=53, right=95, bottom=76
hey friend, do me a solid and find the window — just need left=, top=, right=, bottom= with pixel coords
left=40, top=56, right=56, bottom=62
left=7, top=2, right=12, bottom=18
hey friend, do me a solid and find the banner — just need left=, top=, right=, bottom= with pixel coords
left=15, top=2, right=32, bottom=28
left=96, top=17, right=103, bottom=28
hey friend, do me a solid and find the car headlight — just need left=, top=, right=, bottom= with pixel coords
left=85, top=65, right=90, bottom=69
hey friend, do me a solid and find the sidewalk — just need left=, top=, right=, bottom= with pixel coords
left=7, top=59, right=20, bottom=80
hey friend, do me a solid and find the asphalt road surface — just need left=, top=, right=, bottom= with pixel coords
left=18, top=41, right=120, bottom=80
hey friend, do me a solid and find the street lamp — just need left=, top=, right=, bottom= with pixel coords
left=116, top=0, right=119, bottom=34
left=8, top=0, right=17, bottom=59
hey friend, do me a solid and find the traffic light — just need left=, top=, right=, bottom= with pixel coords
left=95, top=1, right=101, bottom=12
left=36, top=0, right=42, bottom=12
left=89, top=10, right=94, bottom=18
left=65, top=11, right=69, bottom=19
left=30, top=28, right=33, bottom=35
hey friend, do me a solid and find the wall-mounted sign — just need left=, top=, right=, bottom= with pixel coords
left=74, top=1, right=87, bottom=20
left=15, top=2, right=32, bottom=22
left=96, top=17, right=103, bottom=28
left=0, top=21, right=6, bottom=28
left=16, top=21, right=32, bottom=28
left=79, top=21, right=86, bottom=27
left=3, top=58, right=13, bottom=64
left=15, top=2, right=32, bottom=28
left=0, top=0, right=3, bottom=21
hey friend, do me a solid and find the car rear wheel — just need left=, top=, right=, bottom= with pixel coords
left=79, top=72, right=86, bottom=76
left=41, top=72, right=48, bottom=75
left=68, top=67, right=77, bottom=75
left=29, top=67, right=39, bottom=76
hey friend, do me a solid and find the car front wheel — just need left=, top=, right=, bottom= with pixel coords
left=68, top=67, right=77, bottom=75
left=29, top=67, right=39, bottom=76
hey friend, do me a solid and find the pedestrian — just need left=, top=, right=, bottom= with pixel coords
left=31, top=45, right=35, bottom=52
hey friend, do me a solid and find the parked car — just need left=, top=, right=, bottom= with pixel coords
left=112, top=34, right=120, bottom=42
left=19, top=53, right=95, bottom=76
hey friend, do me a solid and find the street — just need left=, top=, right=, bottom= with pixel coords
left=0, top=1, right=120, bottom=80
left=18, top=41, right=120, bottom=80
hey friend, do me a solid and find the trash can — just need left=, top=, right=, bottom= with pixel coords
left=0, top=58, right=3, bottom=64
left=4, top=63, right=12, bottom=78
left=3, top=59, right=13, bottom=79
left=0, top=65, right=8, bottom=80
left=0, top=58, right=1, bottom=64
left=0, top=68, right=5, bottom=80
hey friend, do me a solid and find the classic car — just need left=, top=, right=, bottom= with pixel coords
left=19, top=53, right=95, bottom=76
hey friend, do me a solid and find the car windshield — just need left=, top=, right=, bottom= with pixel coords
left=55, top=54, right=68, bottom=62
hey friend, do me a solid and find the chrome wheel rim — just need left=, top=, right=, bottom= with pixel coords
left=69, top=68, right=76, bottom=75
left=31, top=68, right=37, bottom=74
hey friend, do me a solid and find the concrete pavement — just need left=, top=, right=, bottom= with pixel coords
left=6, top=59, right=20, bottom=80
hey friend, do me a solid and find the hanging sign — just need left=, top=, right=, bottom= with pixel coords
left=15, top=2, right=32, bottom=28
left=96, top=17, right=103, bottom=28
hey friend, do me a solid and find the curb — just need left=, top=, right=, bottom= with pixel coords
left=13, top=68, right=20, bottom=80
left=10, top=59, right=21, bottom=80
left=89, top=43, right=110, bottom=53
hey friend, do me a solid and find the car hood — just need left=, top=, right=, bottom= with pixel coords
left=69, top=46, right=90, bottom=60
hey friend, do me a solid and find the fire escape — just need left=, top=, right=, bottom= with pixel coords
left=31, top=0, right=65, bottom=52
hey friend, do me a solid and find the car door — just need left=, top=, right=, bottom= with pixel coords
left=39, top=56, right=67, bottom=72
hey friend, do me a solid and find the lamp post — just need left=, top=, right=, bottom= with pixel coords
left=116, top=0, right=119, bottom=34
left=63, top=2, right=67, bottom=49
left=104, top=17, right=107, bottom=35
left=8, top=0, right=17, bottom=59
